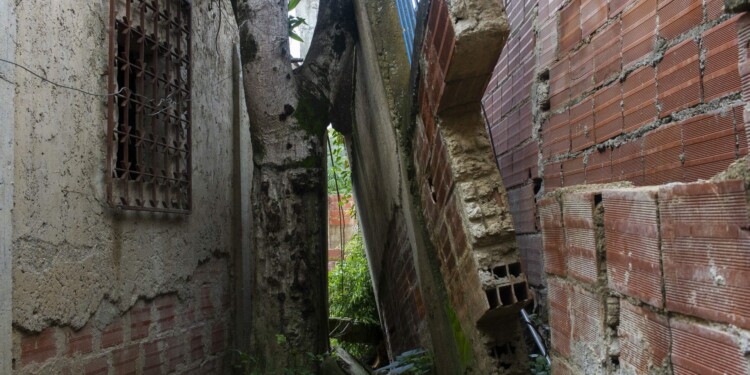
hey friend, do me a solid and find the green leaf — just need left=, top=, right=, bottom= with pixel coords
left=288, top=0, right=301, bottom=11
left=289, top=32, right=304, bottom=42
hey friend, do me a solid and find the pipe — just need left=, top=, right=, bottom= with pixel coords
left=521, top=309, right=551, bottom=366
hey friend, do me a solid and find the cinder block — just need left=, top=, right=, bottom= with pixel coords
left=703, top=16, right=742, bottom=103
left=563, top=192, right=600, bottom=284
left=661, top=180, right=750, bottom=329
left=622, top=0, right=657, bottom=67
left=619, top=301, right=670, bottom=373
left=603, top=188, right=663, bottom=307
left=657, top=39, right=701, bottom=116
left=671, top=318, right=750, bottom=374
left=540, top=197, right=566, bottom=276
left=658, top=0, right=702, bottom=41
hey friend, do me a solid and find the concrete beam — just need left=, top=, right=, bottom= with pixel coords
left=0, top=0, right=15, bottom=371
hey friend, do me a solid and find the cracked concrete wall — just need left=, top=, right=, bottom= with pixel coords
left=8, top=0, right=248, bottom=369
left=0, top=0, right=17, bottom=372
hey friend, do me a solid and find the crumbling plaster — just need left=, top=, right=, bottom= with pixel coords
left=10, top=0, right=247, bottom=333
left=0, top=0, right=17, bottom=371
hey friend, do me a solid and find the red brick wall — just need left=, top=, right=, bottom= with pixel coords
left=14, top=257, right=231, bottom=374
left=541, top=178, right=750, bottom=373
left=483, top=0, right=750, bottom=294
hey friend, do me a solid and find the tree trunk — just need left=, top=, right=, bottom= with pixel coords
left=230, top=0, right=357, bottom=371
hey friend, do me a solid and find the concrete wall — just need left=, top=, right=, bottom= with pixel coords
left=0, top=0, right=17, bottom=372
left=8, top=0, right=250, bottom=373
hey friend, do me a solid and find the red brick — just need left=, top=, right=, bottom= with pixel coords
left=643, top=122, right=683, bottom=185
left=563, top=192, right=599, bottom=284
left=703, top=17, right=742, bottom=103
left=112, top=344, right=139, bottom=375
left=518, top=235, right=544, bottom=286
left=603, top=188, right=663, bottom=307
left=188, top=327, right=203, bottom=361
left=166, top=336, right=187, bottom=372
left=570, top=98, right=594, bottom=152
left=508, top=185, right=537, bottom=234
left=548, top=278, right=571, bottom=358
left=84, top=355, right=109, bottom=375
left=657, top=39, right=701, bottom=116
left=562, top=156, right=585, bottom=187
left=586, top=148, right=612, bottom=184
left=594, top=82, right=623, bottom=143
left=622, top=0, right=656, bottom=67
left=142, top=341, right=162, bottom=375
left=660, top=180, right=750, bottom=329
left=211, top=322, right=226, bottom=354
left=570, top=43, right=594, bottom=99
left=671, top=319, right=749, bottom=374
left=658, top=0, right=702, bottom=41
left=66, top=325, right=93, bottom=356
left=682, top=110, right=737, bottom=181
left=619, top=301, right=670, bottom=373
left=551, top=357, right=576, bottom=375
left=581, top=0, right=606, bottom=37
left=545, top=161, right=563, bottom=190
left=550, top=58, right=570, bottom=111
left=623, top=66, right=657, bottom=133
left=706, top=0, right=725, bottom=22
left=569, top=285, right=606, bottom=370
left=21, top=328, right=58, bottom=366
left=559, top=0, right=582, bottom=55
left=611, top=139, right=644, bottom=184
left=101, top=317, right=124, bottom=349
left=736, top=106, right=747, bottom=157
left=543, top=110, right=570, bottom=159
left=129, top=302, right=152, bottom=341
left=539, top=18, right=558, bottom=68
left=505, top=109, right=522, bottom=152
left=156, top=294, right=177, bottom=333
left=609, top=0, right=630, bottom=17
left=593, top=20, right=622, bottom=86
left=540, top=197, right=566, bottom=276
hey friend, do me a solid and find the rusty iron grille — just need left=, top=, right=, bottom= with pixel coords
left=107, top=0, right=192, bottom=213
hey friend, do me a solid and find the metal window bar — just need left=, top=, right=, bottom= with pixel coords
left=107, top=0, right=192, bottom=214
left=396, top=0, right=417, bottom=63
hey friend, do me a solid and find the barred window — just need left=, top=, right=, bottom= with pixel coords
left=106, top=0, right=191, bottom=213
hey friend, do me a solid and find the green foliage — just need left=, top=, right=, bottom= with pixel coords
left=328, top=233, right=377, bottom=324
left=328, top=233, right=379, bottom=358
left=288, top=0, right=307, bottom=42
left=529, top=354, right=550, bottom=375
left=327, top=127, right=354, bottom=212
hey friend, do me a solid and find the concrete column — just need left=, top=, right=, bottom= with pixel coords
left=0, top=0, right=16, bottom=372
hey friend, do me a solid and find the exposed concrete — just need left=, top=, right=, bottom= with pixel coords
left=0, top=0, right=16, bottom=371
left=10, top=0, right=245, bottom=336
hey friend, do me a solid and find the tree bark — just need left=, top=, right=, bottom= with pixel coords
left=230, top=0, right=357, bottom=371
